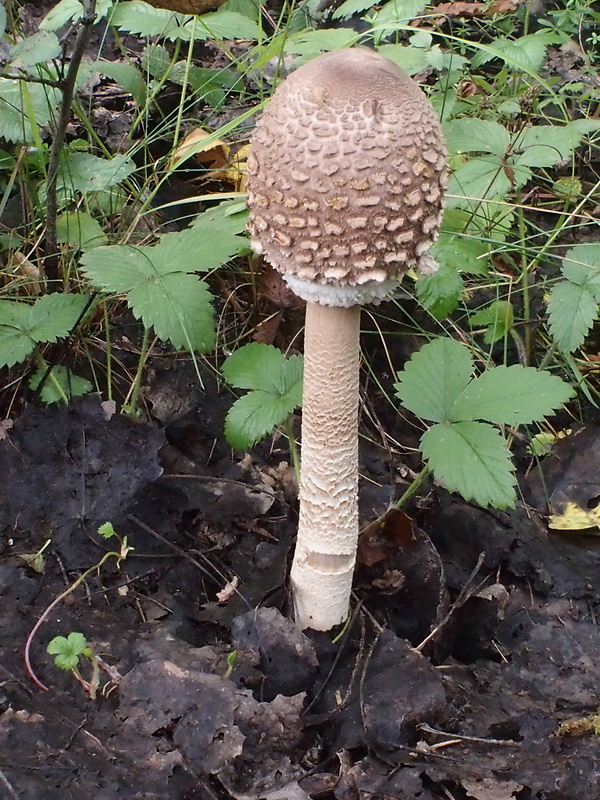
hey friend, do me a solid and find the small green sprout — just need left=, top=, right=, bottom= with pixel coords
left=47, top=632, right=101, bottom=698
left=224, top=650, right=237, bottom=679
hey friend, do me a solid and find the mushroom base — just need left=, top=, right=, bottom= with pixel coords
left=291, top=303, right=361, bottom=630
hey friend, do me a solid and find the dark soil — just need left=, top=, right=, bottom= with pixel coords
left=2, top=379, right=600, bottom=800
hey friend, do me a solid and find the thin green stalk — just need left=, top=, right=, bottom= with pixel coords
left=103, top=300, right=113, bottom=402
left=393, top=465, right=430, bottom=511
left=516, top=191, right=530, bottom=364
left=285, top=415, right=300, bottom=483
left=124, top=326, right=150, bottom=416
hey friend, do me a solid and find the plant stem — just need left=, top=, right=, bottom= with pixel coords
left=25, top=547, right=126, bottom=692
left=393, top=465, right=430, bottom=511
left=45, top=0, right=97, bottom=285
left=123, top=326, right=150, bottom=415
left=285, top=415, right=300, bottom=483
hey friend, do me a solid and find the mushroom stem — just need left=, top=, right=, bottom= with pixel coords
left=291, top=302, right=361, bottom=630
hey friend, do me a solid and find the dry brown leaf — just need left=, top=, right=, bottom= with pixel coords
left=9, top=251, right=45, bottom=295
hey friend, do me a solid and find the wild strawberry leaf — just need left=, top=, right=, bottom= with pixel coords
left=547, top=244, right=600, bottom=353
left=449, top=363, right=574, bottom=425
left=394, top=337, right=474, bottom=424
left=222, top=343, right=303, bottom=450
left=421, top=421, right=517, bottom=509
left=0, top=294, right=89, bottom=368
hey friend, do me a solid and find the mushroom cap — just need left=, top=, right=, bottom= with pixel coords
left=246, top=48, right=448, bottom=307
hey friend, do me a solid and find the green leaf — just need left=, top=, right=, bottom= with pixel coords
left=449, top=364, right=574, bottom=425
left=515, top=122, right=600, bottom=168
left=561, top=244, right=600, bottom=292
left=433, top=233, right=490, bottom=275
left=222, top=342, right=302, bottom=394
left=98, top=522, right=116, bottom=539
left=41, top=0, right=86, bottom=30
left=92, top=60, right=147, bottom=107
left=56, top=211, right=108, bottom=251
left=421, top=421, right=517, bottom=508
left=82, top=243, right=216, bottom=351
left=0, top=294, right=89, bottom=368
left=394, top=338, right=474, bottom=423
left=57, top=152, right=136, bottom=194
left=194, top=10, right=260, bottom=41
left=224, top=390, right=296, bottom=450
left=9, top=31, right=60, bottom=67
left=111, top=2, right=190, bottom=39
left=416, top=261, right=464, bottom=319
left=47, top=631, right=89, bottom=671
left=29, top=366, right=92, bottom=404
left=547, top=280, right=598, bottom=353
left=447, top=157, right=517, bottom=208
left=0, top=5, right=7, bottom=34
left=470, top=300, right=514, bottom=344
left=472, top=32, right=556, bottom=72
left=547, top=244, right=600, bottom=352
left=333, top=0, right=381, bottom=19
left=222, top=343, right=303, bottom=450
left=284, top=29, right=358, bottom=59
left=128, top=271, right=216, bottom=352
left=444, top=118, right=510, bottom=157
left=0, top=79, right=61, bottom=143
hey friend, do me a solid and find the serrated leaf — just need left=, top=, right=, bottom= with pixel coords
left=394, top=338, right=474, bottom=423
left=29, top=366, right=92, bottom=404
left=376, top=43, right=429, bottom=75
left=80, top=245, right=153, bottom=293
left=10, top=31, right=60, bottom=67
left=515, top=122, right=599, bottom=168
left=93, top=60, right=147, bottom=106
left=194, top=10, right=260, bottom=41
left=433, top=233, right=490, bottom=275
left=332, top=0, right=381, bottom=19
left=547, top=280, right=598, bottom=353
left=111, top=2, right=189, bottom=39
left=0, top=294, right=89, bottom=368
left=225, top=390, right=299, bottom=450
left=0, top=79, right=61, bottom=143
left=447, top=157, right=516, bottom=207
left=40, top=0, right=112, bottom=30
left=472, top=32, right=556, bottom=72
left=40, top=0, right=86, bottom=30
left=444, top=118, right=510, bottom=157
left=284, top=29, right=358, bottom=59
left=449, top=364, right=574, bottom=425
left=56, top=211, right=108, bottom=251
left=471, top=300, right=513, bottom=344
left=128, top=272, right=216, bottom=352
left=47, top=631, right=89, bottom=671
left=57, top=152, right=136, bottom=194
left=222, top=343, right=303, bottom=450
left=561, top=244, right=600, bottom=291
left=141, top=43, right=172, bottom=79
left=416, top=261, right=464, bottom=319
left=222, top=343, right=303, bottom=395
left=421, top=421, right=517, bottom=508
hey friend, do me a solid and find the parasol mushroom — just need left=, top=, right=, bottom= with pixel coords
left=246, top=48, right=448, bottom=630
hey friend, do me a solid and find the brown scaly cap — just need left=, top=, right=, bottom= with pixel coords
left=246, top=48, right=448, bottom=307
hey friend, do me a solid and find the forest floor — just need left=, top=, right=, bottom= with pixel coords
left=2, top=2, right=600, bottom=799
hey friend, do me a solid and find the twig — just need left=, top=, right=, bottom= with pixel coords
left=44, top=0, right=97, bottom=283
left=416, top=552, right=486, bottom=652
left=418, top=722, right=518, bottom=747
left=0, top=768, right=20, bottom=800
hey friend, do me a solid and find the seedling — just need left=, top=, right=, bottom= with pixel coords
left=47, top=632, right=101, bottom=699
left=25, top=522, right=131, bottom=692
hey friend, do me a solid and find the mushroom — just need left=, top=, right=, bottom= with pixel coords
left=246, top=48, right=448, bottom=630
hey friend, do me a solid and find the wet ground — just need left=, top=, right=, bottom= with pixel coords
left=2, top=376, right=600, bottom=800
